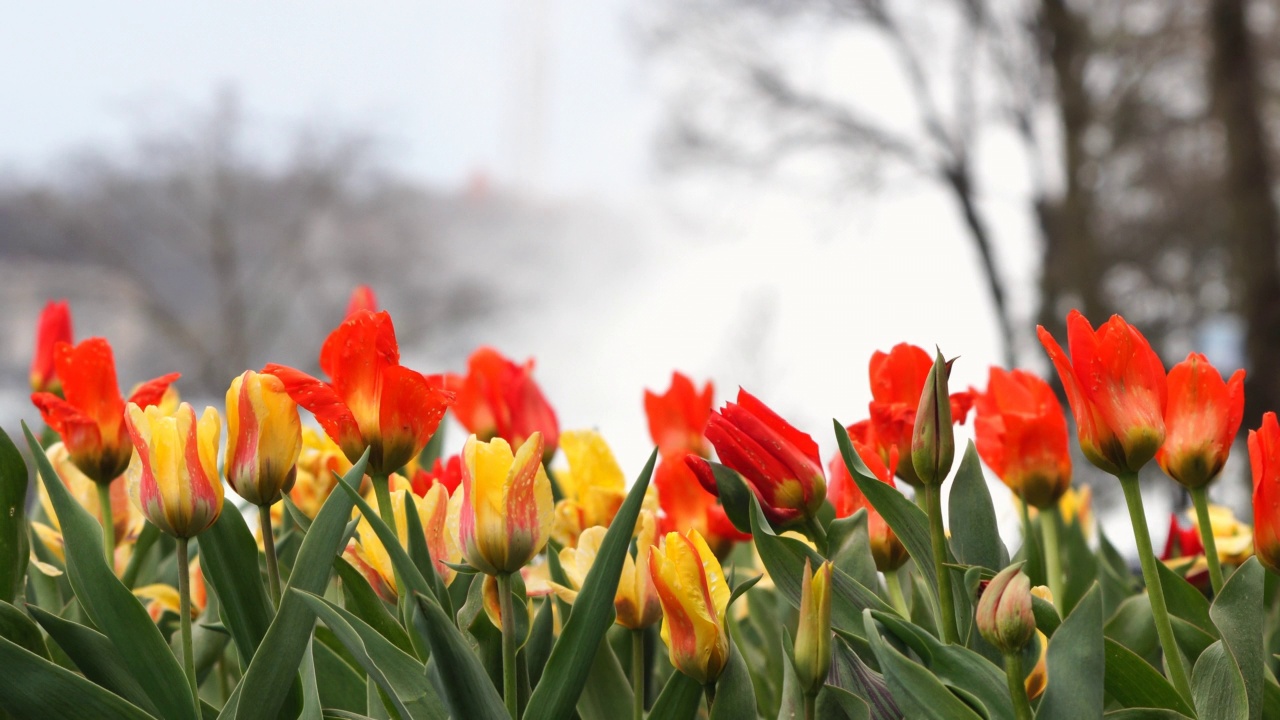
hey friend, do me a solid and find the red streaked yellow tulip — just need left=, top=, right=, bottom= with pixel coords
left=1038, top=311, right=1167, bottom=474
left=1157, top=353, right=1245, bottom=490
left=348, top=482, right=462, bottom=599
left=551, top=430, right=627, bottom=547
left=264, top=310, right=454, bottom=476
left=974, top=367, right=1073, bottom=508
left=459, top=432, right=554, bottom=575
left=552, top=511, right=663, bottom=630
left=645, top=371, right=714, bottom=458
left=32, top=338, right=180, bottom=484
left=30, top=299, right=73, bottom=394
left=224, top=370, right=303, bottom=506
left=448, top=347, right=560, bottom=460
left=649, top=529, right=731, bottom=685
left=1026, top=586, right=1052, bottom=700
left=124, top=402, right=224, bottom=539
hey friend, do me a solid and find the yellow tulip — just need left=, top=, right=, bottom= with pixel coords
left=552, top=511, right=662, bottom=630
left=459, top=433, right=554, bottom=575
left=123, top=402, right=224, bottom=538
left=550, top=430, right=627, bottom=547
left=1025, top=586, right=1052, bottom=700
left=224, top=370, right=303, bottom=506
left=649, top=529, right=730, bottom=685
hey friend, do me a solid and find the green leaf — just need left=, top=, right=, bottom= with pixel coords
left=300, top=637, right=324, bottom=720
left=1102, top=711, right=1194, bottom=719
left=706, top=460, right=755, bottom=535
left=947, top=442, right=1007, bottom=571
left=313, top=636, right=368, bottom=714
left=23, top=422, right=196, bottom=720
left=0, top=427, right=29, bottom=604
left=829, top=637, right=899, bottom=720
left=0, top=635, right=156, bottom=720
left=526, top=597, right=556, bottom=689
left=828, top=508, right=880, bottom=593
left=775, top=627, right=804, bottom=720
left=1036, top=583, right=1103, bottom=720
left=1103, top=638, right=1195, bottom=716
left=197, top=507, right=276, bottom=667
left=220, top=450, right=369, bottom=720
left=0, top=600, right=48, bottom=660
left=576, top=636, right=634, bottom=720
left=296, top=590, right=447, bottom=720
left=708, top=636, right=756, bottom=720
left=399, top=488, right=451, bottom=616
left=816, top=685, right=871, bottom=720
left=334, top=557, right=414, bottom=656
left=648, top=672, right=702, bottom=720
left=1098, top=527, right=1136, bottom=620
left=412, top=591, right=508, bottom=720
left=1193, top=557, right=1264, bottom=720
left=727, top=573, right=763, bottom=609
left=1058, top=515, right=1096, bottom=615
left=120, top=523, right=160, bottom=590
left=523, top=450, right=658, bottom=720
left=28, top=603, right=160, bottom=716
left=334, top=479, right=437, bottom=609
left=863, top=610, right=983, bottom=720
left=1156, top=561, right=1215, bottom=639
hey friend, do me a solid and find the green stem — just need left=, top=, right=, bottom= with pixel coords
left=803, top=692, right=816, bottom=720
left=1041, top=505, right=1066, bottom=605
left=260, top=505, right=281, bottom=606
left=372, top=472, right=396, bottom=531
left=1003, top=652, right=1034, bottom=720
left=803, top=511, right=829, bottom=557
left=924, top=483, right=958, bottom=644
left=177, top=537, right=198, bottom=707
left=1189, top=486, right=1225, bottom=595
left=885, top=568, right=910, bottom=618
left=703, top=683, right=716, bottom=715
left=632, top=629, right=645, bottom=720
left=498, top=573, right=519, bottom=719
left=96, top=481, right=115, bottom=568
left=1118, top=472, right=1194, bottom=703
left=1019, top=499, right=1036, bottom=563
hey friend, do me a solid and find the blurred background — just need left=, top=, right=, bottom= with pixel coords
left=0, top=1, right=1272, bottom=549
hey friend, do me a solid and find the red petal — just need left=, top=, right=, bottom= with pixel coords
left=377, top=367, right=455, bottom=471
left=127, top=373, right=181, bottom=408
left=264, top=363, right=363, bottom=461
left=319, top=310, right=400, bottom=417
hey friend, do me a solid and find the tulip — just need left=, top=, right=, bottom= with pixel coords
left=977, top=565, right=1036, bottom=720
left=30, top=299, right=73, bottom=394
left=702, top=388, right=825, bottom=528
left=345, top=285, right=378, bottom=317
left=649, top=529, right=731, bottom=687
left=552, top=511, right=663, bottom=630
left=447, top=347, right=560, bottom=460
left=224, top=370, right=302, bottom=506
left=1250, top=412, right=1280, bottom=575
left=867, top=343, right=973, bottom=488
left=654, top=457, right=748, bottom=558
left=974, top=368, right=1072, bottom=509
left=264, top=310, right=454, bottom=479
left=412, top=454, right=463, bottom=496
left=793, top=560, right=832, bottom=699
left=645, top=372, right=714, bottom=457
left=911, top=350, right=957, bottom=486
left=123, top=401, right=222, bottom=700
left=550, top=430, right=628, bottom=547
left=459, top=432, right=554, bottom=576
left=288, top=428, right=358, bottom=519
left=348, top=482, right=462, bottom=600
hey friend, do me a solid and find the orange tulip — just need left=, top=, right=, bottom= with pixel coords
left=828, top=423, right=908, bottom=572
left=447, top=347, right=559, bottom=460
left=264, top=310, right=454, bottom=476
left=30, top=299, right=73, bottom=394
left=32, top=338, right=180, bottom=484
left=867, top=343, right=973, bottom=487
left=974, top=368, right=1072, bottom=508
left=1037, top=311, right=1167, bottom=474
left=645, top=372, right=714, bottom=457
left=1157, top=353, right=1244, bottom=490
left=702, top=388, right=825, bottom=526
left=1250, top=412, right=1280, bottom=574
left=649, top=529, right=731, bottom=685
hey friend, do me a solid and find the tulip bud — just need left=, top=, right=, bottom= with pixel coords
left=793, top=559, right=832, bottom=695
left=976, top=565, right=1035, bottom=654
left=224, top=370, right=303, bottom=507
left=649, top=530, right=731, bottom=685
left=124, top=402, right=224, bottom=539
left=30, top=300, right=73, bottom=394
left=459, top=432, right=555, bottom=575
left=911, top=350, right=956, bottom=486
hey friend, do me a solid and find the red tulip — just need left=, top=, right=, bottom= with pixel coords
left=30, top=300, right=73, bottom=394
left=31, top=338, right=179, bottom=484
left=828, top=425, right=908, bottom=572
left=654, top=457, right=748, bottom=558
left=1037, top=311, right=1167, bottom=474
left=345, top=285, right=379, bottom=318
left=447, top=347, right=559, bottom=459
left=1157, top=353, right=1244, bottom=490
left=1250, top=412, right=1280, bottom=574
left=973, top=367, right=1072, bottom=508
left=702, top=388, right=825, bottom=526
left=413, top=454, right=463, bottom=496
left=264, top=310, right=454, bottom=476
left=867, top=343, right=973, bottom=487
left=645, top=372, right=714, bottom=457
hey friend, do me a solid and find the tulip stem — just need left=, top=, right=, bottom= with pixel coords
left=176, top=537, right=198, bottom=706
left=924, top=483, right=958, bottom=644
left=498, top=572, right=519, bottom=719
left=96, top=481, right=115, bottom=566
left=1189, top=486, right=1225, bottom=595
left=1041, top=506, right=1066, bottom=606
left=803, top=692, right=816, bottom=720
left=1003, top=652, right=1033, bottom=720
left=885, top=568, right=910, bottom=618
left=632, top=629, right=645, bottom=720
left=1118, top=472, right=1194, bottom=704
left=372, top=473, right=397, bottom=533
left=802, top=512, right=829, bottom=556
left=259, top=505, right=281, bottom=606
left=703, top=683, right=716, bottom=714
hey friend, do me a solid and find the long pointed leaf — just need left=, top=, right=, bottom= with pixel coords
left=28, top=604, right=160, bottom=716
left=413, top=591, right=508, bottom=720
left=0, top=635, right=156, bottom=720
left=0, top=427, right=29, bottom=604
left=198, top=503, right=276, bottom=666
left=1036, top=584, right=1103, bottom=720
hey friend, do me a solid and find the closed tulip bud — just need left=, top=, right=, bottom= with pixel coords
left=793, top=560, right=832, bottom=695
left=912, top=350, right=956, bottom=486
left=224, top=370, right=303, bottom=507
left=1158, top=353, right=1244, bottom=490
left=649, top=529, right=731, bottom=685
left=976, top=565, right=1035, bottom=654
left=124, top=402, right=224, bottom=539
left=459, top=432, right=554, bottom=575
left=1250, top=413, right=1280, bottom=574
left=30, top=299, right=73, bottom=394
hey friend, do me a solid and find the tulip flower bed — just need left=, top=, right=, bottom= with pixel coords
left=0, top=296, right=1276, bottom=720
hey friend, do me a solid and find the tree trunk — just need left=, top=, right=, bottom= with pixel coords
left=1208, top=0, right=1280, bottom=430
